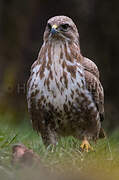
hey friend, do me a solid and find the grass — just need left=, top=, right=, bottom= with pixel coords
left=0, top=114, right=119, bottom=180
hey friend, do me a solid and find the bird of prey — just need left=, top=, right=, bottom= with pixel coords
left=27, top=16, right=105, bottom=151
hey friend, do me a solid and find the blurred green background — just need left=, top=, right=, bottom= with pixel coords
left=0, top=0, right=119, bottom=131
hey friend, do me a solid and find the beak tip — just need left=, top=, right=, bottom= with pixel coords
left=51, top=28, right=57, bottom=35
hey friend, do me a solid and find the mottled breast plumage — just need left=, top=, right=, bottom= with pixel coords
left=27, top=40, right=86, bottom=112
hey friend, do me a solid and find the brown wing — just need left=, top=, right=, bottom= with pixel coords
left=81, top=56, right=105, bottom=138
left=80, top=56, right=104, bottom=120
left=82, top=57, right=100, bottom=79
left=84, top=70, right=104, bottom=122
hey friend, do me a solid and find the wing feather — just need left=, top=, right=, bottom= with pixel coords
left=81, top=57, right=104, bottom=122
left=82, top=57, right=100, bottom=79
left=84, top=70, right=104, bottom=120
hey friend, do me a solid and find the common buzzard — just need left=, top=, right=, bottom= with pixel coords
left=27, top=16, right=105, bottom=151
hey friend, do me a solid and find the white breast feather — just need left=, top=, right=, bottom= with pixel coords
left=28, top=40, right=87, bottom=111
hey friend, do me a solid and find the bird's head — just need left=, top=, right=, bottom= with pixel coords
left=43, top=16, right=79, bottom=44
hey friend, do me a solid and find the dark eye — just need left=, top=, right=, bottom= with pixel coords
left=60, top=24, right=70, bottom=31
left=47, top=23, right=52, bottom=31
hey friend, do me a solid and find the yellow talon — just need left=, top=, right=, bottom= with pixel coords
left=80, top=139, right=93, bottom=152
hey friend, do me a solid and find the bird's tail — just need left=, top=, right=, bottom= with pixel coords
left=99, top=127, right=106, bottom=138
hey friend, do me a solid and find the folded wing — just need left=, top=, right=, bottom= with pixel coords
left=82, top=57, right=104, bottom=122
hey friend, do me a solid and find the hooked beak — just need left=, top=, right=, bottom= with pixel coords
left=51, top=24, right=58, bottom=35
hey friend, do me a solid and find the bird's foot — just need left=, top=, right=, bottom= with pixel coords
left=80, top=139, right=93, bottom=152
